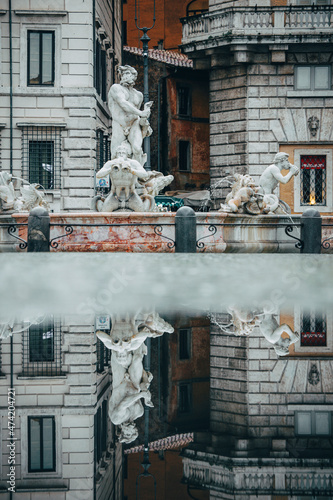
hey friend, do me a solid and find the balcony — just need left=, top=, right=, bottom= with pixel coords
left=182, top=453, right=333, bottom=495
left=181, top=6, right=333, bottom=53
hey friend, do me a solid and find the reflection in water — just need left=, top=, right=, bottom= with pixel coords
left=0, top=256, right=333, bottom=498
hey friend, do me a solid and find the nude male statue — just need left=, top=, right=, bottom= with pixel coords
left=109, top=344, right=153, bottom=444
left=109, top=65, right=153, bottom=166
left=259, top=152, right=299, bottom=195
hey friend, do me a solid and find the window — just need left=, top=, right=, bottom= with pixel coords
left=178, top=383, right=191, bottom=413
left=22, top=317, right=62, bottom=376
left=295, top=65, right=331, bottom=91
left=96, top=337, right=111, bottom=373
left=95, top=39, right=107, bottom=101
left=300, top=155, right=326, bottom=206
left=179, top=140, right=191, bottom=172
left=301, top=311, right=326, bottom=346
left=177, top=86, right=191, bottom=116
left=295, top=411, right=331, bottom=436
left=94, top=401, right=108, bottom=471
left=28, top=31, right=55, bottom=86
left=179, top=328, right=191, bottom=360
left=22, top=125, right=62, bottom=190
left=96, top=130, right=111, bottom=171
left=28, top=416, right=55, bottom=472
left=297, top=0, right=330, bottom=5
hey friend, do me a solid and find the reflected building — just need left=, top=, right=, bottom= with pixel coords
left=0, top=317, right=122, bottom=499
left=182, top=311, right=333, bottom=498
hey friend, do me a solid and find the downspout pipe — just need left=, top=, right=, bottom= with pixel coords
left=9, top=0, right=13, bottom=174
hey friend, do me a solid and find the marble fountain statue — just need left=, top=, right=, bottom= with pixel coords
left=96, top=311, right=174, bottom=444
left=92, top=65, right=173, bottom=214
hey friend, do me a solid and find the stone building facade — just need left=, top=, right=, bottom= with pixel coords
left=0, top=0, right=122, bottom=212
left=0, top=317, right=122, bottom=499
left=181, top=0, right=333, bottom=213
left=182, top=312, right=333, bottom=498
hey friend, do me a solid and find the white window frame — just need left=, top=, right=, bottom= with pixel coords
left=295, top=65, right=332, bottom=91
left=20, top=23, right=62, bottom=93
left=293, top=307, right=332, bottom=354
left=295, top=410, right=332, bottom=436
left=20, top=409, right=63, bottom=480
left=293, top=149, right=333, bottom=213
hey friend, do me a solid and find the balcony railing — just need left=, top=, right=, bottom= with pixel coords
left=183, top=458, right=333, bottom=494
left=181, top=6, right=333, bottom=46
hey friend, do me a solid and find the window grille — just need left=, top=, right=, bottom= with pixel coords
left=179, top=328, right=191, bottom=360
left=96, top=130, right=111, bottom=171
left=22, top=126, right=62, bottom=190
left=300, top=155, right=326, bottom=206
left=22, top=317, right=63, bottom=376
left=179, top=140, right=191, bottom=171
left=96, top=337, right=111, bottom=373
left=177, top=86, right=191, bottom=116
left=28, top=31, right=55, bottom=86
left=28, top=416, right=56, bottom=472
left=301, top=311, right=326, bottom=346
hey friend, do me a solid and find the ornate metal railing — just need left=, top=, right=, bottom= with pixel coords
left=181, top=5, right=333, bottom=44
left=183, top=459, right=333, bottom=495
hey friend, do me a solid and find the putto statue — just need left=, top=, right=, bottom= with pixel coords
left=109, top=65, right=153, bottom=166
left=93, top=143, right=173, bottom=212
left=0, top=172, right=49, bottom=213
left=219, top=153, right=299, bottom=215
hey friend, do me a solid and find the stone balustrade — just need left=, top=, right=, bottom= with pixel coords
left=181, top=6, right=333, bottom=47
left=183, top=454, right=333, bottom=494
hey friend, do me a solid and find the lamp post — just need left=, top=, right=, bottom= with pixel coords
left=135, top=338, right=157, bottom=499
left=135, top=0, right=155, bottom=171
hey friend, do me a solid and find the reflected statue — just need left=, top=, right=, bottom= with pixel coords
left=227, top=306, right=299, bottom=356
left=96, top=311, right=174, bottom=352
left=109, top=343, right=153, bottom=444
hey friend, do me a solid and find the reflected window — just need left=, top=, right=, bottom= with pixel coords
left=300, top=155, right=327, bottom=207
left=295, top=411, right=331, bottom=436
left=295, top=65, right=331, bottom=91
left=22, top=317, right=62, bottom=376
left=179, top=383, right=192, bottom=413
left=179, top=328, right=191, bottom=360
left=28, top=31, right=55, bottom=86
left=301, top=311, right=326, bottom=346
left=94, top=401, right=108, bottom=471
left=28, top=416, right=55, bottom=472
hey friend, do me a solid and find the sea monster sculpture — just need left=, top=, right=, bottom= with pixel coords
left=0, top=171, right=50, bottom=213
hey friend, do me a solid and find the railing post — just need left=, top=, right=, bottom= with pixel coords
left=175, top=206, right=197, bottom=253
left=300, top=208, right=322, bottom=254
left=27, top=207, right=50, bottom=252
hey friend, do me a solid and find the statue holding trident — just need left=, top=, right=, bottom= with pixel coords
left=108, top=65, right=153, bottom=166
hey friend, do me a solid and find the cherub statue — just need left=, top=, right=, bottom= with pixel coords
left=227, top=306, right=299, bottom=356
left=109, top=343, right=153, bottom=444
left=109, top=65, right=153, bottom=166
left=96, top=311, right=174, bottom=353
left=219, top=174, right=266, bottom=214
left=259, top=152, right=299, bottom=195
